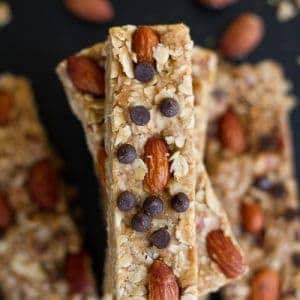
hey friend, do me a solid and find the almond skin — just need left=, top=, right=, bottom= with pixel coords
left=206, top=229, right=246, bottom=278
left=143, top=137, right=170, bottom=194
left=64, top=252, right=94, bottom=294
left=67, top=56, right=105, bottom=96
left=200, top=0, right=237, bottom=9
left=97, top=143, right=106, bottom=190
left=0, top=194, right=13, bottom=229
left=219, top=13, right=264, bottom=58
left=148, top=260, right=179, bottom=300
left=132, top=26, right=159, bottom=64
left=0, top=90, right=13, bottom=126
left=241, top=202, right=265, bottom=234
left=64, top=0, right=114, bottom=23
left=250, top=269, right=280, bottom=300
left=219, top=109, right=247, bottom=154
left=28, top=159, right=59, bottom=210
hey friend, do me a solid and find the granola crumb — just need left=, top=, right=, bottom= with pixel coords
left=296, top=56, right=300, bottom=66
left=276, top=0, right=298, bottom=22
left=0, top=2, right=11, bottom=27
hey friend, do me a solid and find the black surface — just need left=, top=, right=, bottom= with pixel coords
left=0, top=0, right=299, bottom=298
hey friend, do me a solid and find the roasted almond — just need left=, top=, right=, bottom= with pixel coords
left=28, top=159, right=59, bottom=210
left=67, top=56, right=105, bottom=96
left=250, top=269, right=280, bottom=300
left=219, top=109, right=247, bottom=154
left=241, top=202, right=264, bottom=234
left=64, top=252, right=94, bottom=294
left=219, top=13, right=264, bottom=58
left=200, top=0, right=237, bottom=9
left=97, top=143, right=106, bottom=190
left=64, top=0, right=114, bottom=23
left=143, top=137, right=170, bottom=194
left=0, top=193, right=13, bottom=229
left=132, top=26, right=159, bottom=64
left=0, top=90, right=13, bottom=126
left=148, top=260, right=179, bottom=300
left=206, top=229, right=246, bottom=278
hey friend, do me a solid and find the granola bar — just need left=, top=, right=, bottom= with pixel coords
left=206, top=61, right=300, bottom=299
left=56, top=25, right=246, bottom=298
left=0, top=74, right=97, bottom=300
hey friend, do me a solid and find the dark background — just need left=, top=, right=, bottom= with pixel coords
left=0, top=0, right=299, bottom=298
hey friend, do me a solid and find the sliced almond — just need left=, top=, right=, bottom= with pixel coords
left=148, top=260, right=179, bottom=300
left=143, top=137, right=170, bottom=194
left=132, top=26, right=159, bottom=64
left=206, top=229, right=246, bottom=278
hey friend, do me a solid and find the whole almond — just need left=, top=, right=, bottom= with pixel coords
left=148, top=260, right=179, bottom=300
left=64, top=252, right=94, bottom=294
left=0, top=194, right=13, bottom=229
left=64, top=0, right=114, bottom=23
left=143, top=137, right=170, bottom=194
left=219, top=13, right=264, bottom=58
left=200, top=0, right=237, bottom=9
left=67, top=56, right=105, bottom=96
left=250, top=269, right=280, bottom=300
left=0, top=90, right=13, bottom=126
left=241, top=202, right=265, bottom=234
left=206, top=229, right=246, bottom=278
left=219, top=109, right=247, bottom=154
left=132, top=26, right=159, bottom=64
left=28, top=159, right=59, bottom=210
left=97, top=144, right=106, bottom=190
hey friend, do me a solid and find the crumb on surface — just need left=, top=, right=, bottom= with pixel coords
left=0, top=2, right=11, bottom=27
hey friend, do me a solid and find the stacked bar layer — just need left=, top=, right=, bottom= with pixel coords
left=0, top=74, right=97, bottom=300
left=205, top=61, right=300, bottom=299
left=57, top=24, right=246, bottom=299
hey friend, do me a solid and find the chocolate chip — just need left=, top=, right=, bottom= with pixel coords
left=295, top=231, right=300, bottom=241
left=284, top=208, right=300, bottom=221
left=117, top=144, right=137, bottom=164
left=143, top=196, right=163, bottom=217
left=131, top=213, right=151, bottom=232
left=134, top=63, right=155, bottom=83
left=159, top=98, right=179, bottom=117
left=151, top=228, right=170, bottom=249
left=258, top=134, right=279, bottom=152
left=130, top=106, right=150, bottom=126
left=171, top=193, right=190, bottom=213
left=212, top=88, right=226, bottom=101
left=291, top=253, right=300, bottom=267
left=253, top=177, right=272, bottom=191
left=269, top=183, right=287, bottom=199
left=117, top=191, right=136, bottom=212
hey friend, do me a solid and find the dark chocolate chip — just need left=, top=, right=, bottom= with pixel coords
left=295, top=231, right=300, bottom=241
left=269, top=183, right=287, bottom=199
left=131, top=213, right=151, bottom=232
left=284, top=208, right=300, bottom=221
left=143, top=196, right=163, bottom=217
left=171, top=193, right=190, bottom=213
left=117, top=191, right=136, bottom=212
left=212, top=88, right=226, bottom=101
left=159, top=98, right=179, bottom=118
left=134, top=63, right=155, bottom=83
left=258, top=134, right=279, bottom=152
left=130, top=106, right=150, bottom=126
left=117, top=144, right=137, bottom=164
left=253, top=177, right=273, bottom=191
left=291, top=252, right=300, bottom=267
left=151, top=228, right=170, bottom=249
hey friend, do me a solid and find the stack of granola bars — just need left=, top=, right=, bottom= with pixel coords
left=0, top=22, right=298, bottom=300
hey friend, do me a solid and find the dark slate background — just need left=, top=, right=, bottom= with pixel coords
left=0, top=0, right=299, bottom=298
